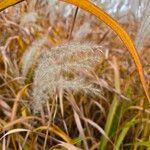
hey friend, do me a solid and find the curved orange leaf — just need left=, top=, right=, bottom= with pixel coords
left=0, top=0, right=24, bottom=12
left=60, top=0, right=150, bottom=102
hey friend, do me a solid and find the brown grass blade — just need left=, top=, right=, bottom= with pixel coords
left=11, top=85, right=30, bottom=121
left=56, top=142, right=82, bottom=150
left=2, top=116, right=42, bottom=131
left=34, top=125, right=74, bottom=144
left=0, top=128, right=30, bottom=141
left=73, top=110, right=89, bottom=150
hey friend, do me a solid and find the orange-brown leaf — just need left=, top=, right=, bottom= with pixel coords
left=0, top=0, right=24, bottom=12
left=60, top=0, right=150, bottom=102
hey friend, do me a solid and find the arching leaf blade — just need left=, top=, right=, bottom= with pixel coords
left=60, top=0, right=150, bottom=103
left=0, top=0, right=24, bottom=12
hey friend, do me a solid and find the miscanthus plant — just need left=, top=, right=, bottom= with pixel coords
left=0, top=0, right=150, bottom=150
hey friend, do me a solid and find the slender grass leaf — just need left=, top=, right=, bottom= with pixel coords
left=52, top=142, right=82, bottom=150
left=0, top=128, right=30, bottom=141
left=134, top=141, right=150, bottom=148
left=100, top=57, right=122, bottom=150
left=115, top=117, right=137, bottom=150
left=34, top=125, right=74, bottom=144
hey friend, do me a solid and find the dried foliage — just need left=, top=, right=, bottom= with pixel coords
left=0, top=0, right=150, bottom=150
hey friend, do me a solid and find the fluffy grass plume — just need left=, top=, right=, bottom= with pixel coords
left=32, top=42, right=104, bottom=112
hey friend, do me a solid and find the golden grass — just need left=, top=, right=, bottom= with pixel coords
left=0, top=0, right=150, bottom=149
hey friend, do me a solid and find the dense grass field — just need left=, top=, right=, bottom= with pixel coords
left=0, top=0, right=150, bottom=149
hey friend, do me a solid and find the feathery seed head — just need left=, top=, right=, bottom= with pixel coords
left=32, top=42, right=103, bottom=113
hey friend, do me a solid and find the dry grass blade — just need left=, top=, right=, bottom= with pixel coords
left=129, top=106, right=150, bottom=115
left=0, top=128, right=30, bottom=141
left=2, top=135, right=6, bottom=150
left=2, top=116, right=42, bottom=131
left=0, top=99, right=11, bottom=117
left=34, top=125, right=74, bottom=144
left=73, top=110, right=88, bottom=150
left=83, top=118, right=113, bottom=146
left=51, top=142, right=82, bottom=150
left=10, top=85, right=30, bottom=121
left=60, top=0, right=150, bottom=103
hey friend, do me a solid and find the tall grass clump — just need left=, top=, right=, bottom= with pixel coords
left=0, top=0, right=150, bottom=149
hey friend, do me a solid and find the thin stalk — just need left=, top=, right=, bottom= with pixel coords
left=68, top=7, right=79, bottom=41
